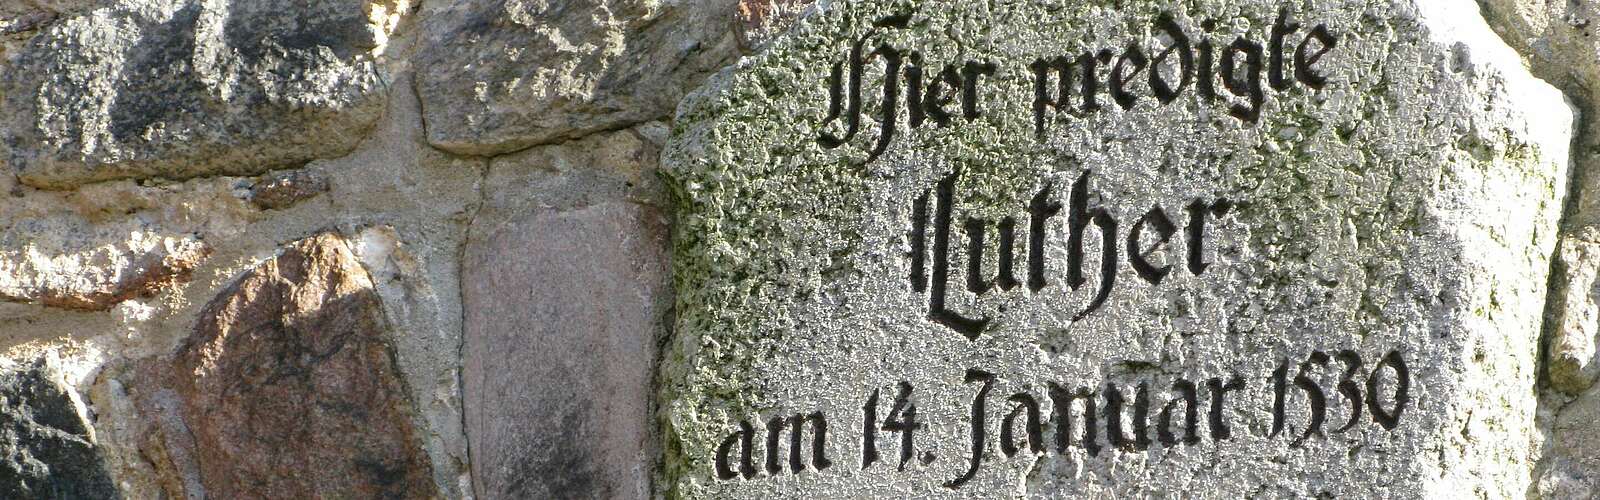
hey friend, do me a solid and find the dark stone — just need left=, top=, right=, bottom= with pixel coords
left=2, top=0, right=388, bottom=189
left=0, top=359, right=120, bottom=500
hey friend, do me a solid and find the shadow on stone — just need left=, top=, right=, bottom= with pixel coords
left=0, top=358, right=120, bottom=500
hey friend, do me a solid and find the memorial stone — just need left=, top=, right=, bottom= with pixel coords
left=659, top=0, right=1573, bottom=497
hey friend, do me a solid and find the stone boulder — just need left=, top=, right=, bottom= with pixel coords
left=463, top=200, right=671, bottom=499
left=125, top=232, right=435, bottom=498
left=247, top=169, right=331, bottom=210
left=1549, top=235, right=1600, bottom=394
left=413, top=0, right=741, bottom=155
left=0, top=231, right=208, bottom=311
left=1, top=0, right=402, bottom=189
left=658, top=0, right=1572, bottom=497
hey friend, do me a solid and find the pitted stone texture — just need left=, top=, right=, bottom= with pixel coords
left=0, top=358, right=119, bottom=499
left=125, top=233, right=435, bottom=499
left=463, top=200, right=670, bottom=499
left=660, top=0, right=1571, bottom=497
left=413, top=0, right=740, bottom=155
left=0, top=231, right=208, bottom=311
left=735, top=0, right=815, bottom=51
left=478, top=124, right=669, bottom=216
left=0, top=0, right=401, bottom=189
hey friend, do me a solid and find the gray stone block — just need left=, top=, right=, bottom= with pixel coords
left=658, top=0, right=1574, bottom=496
left=413, top=0, right=741, bottom=155
left=0, top=0, right=394, bottom=189
left=463, top=201, right=670, bottom=499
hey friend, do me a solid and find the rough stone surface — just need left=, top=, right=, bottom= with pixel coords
left=0, top=1, right=96, bottom=40
left=247, top=169, right=331, bottom=210
left=0, top=357, right=119, bottom=499
left=0, top=0, right=406, bottom=189
left=413, top=0, right=741, bottom=155
left=735, top=0, right=816, bottom=51
left=1481, top=0, right=1600, bottom=104
left=0, top=0, right=1590, bottom=498
left=0, top=232, right=208, bottom=311
left=69, top=69, right=482, bottom=499
left=1549, top=234, right=1600, bottom=394
left=0, top=6, right=480, bottom=499
left=124, top=232, right=436, bottom=499
left=0, top=10, right=56, bottom=37
left=1477, top=1, right=1600, bottom=495
left=660, top=0, right=1572, bottom=497
left=463, top=126, right=671, bottom=498
left=1536, top=386, right=1600, bottom=497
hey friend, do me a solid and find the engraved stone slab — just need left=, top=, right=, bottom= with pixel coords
left=659, top=0, right=1572, bottom=497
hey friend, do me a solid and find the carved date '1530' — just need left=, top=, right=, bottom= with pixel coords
left=715, top=350, right=1410, bottom=488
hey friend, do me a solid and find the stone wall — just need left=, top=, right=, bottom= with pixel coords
left=1480, top=1, right=1600, bottom=495
left=0, top=0, right=1590, bottom=498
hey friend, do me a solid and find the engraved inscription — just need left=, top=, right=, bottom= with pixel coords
left=820, top=10, right=1338, bottom=157
left=908, top=169, right=1232, bottom=337
left=712, top=350, right=1411, bottom=486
